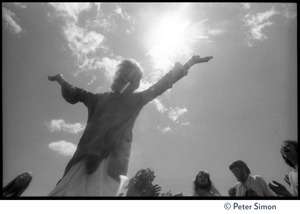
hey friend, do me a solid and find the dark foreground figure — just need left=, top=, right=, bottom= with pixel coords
left=3, top=172, right=32, bottom=197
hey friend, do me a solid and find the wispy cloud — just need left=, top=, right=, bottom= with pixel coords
left=48, top=141, right=77, bottom=156
left=241, top=3, right=251, bottom=10
left=156, top=105, right=190, bottom=133
left=2, top=7, right=22, bottom=35
left=168, top=107, right=188, bottom=122
left=49, top=3, right=92, bottom=22
left=115, top=5, right=136, bottom=34
left=14, top=3, right=27, bottom=9
left=150, top=99, right=189, bottom=126
left=97, top=57, right=120, bottom=82
left=130, top=78, right=151, bottom=93
left=157, top=126, right=172, bottom=134
left=48, top=3, right=107, bottom=78
left=242, top=4, right=296, bottom=47
left=63, top=22, right=106, bottom=70
left=276, top=3, right=297, bottom=19
left=83, top=56, right=121, bottom=86
left=151, top=99, right=168, bottom=114
left=48, top=3, right=137, bottom=84
left=243, top=8, right=278, bottom=46
left=86, top=18, right=113, bottom=32
left=45, top=119, right=85, bottom=134
left=180, top=122, right=190, bottom=126
left=115, top=5, right=132, bottom=22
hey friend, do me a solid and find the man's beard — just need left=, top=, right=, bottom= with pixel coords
left=238, top=174, right=248, bottom=183
left=196, top=183, right=211, bottom=191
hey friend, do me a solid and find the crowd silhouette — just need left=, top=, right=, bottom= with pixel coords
left=116, top=139, right=298, bottom=197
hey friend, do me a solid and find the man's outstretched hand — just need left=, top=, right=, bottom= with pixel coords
left=191, top=55, right=213, bottom=64
left=269, top=180, right=293, bottom=197
left=48, top=74, right=63, bottom=82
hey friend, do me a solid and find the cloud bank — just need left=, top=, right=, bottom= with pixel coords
left=48, top=141, right=77, bottom=156
left=242, top=4, right=296, bottom=47
left=48, top=3, right=135, bottom=84
left=2, top=7, right=22, bottom=35
left=45, top=119, right=85, bottom=134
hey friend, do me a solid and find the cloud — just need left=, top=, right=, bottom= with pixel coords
left=86, top=4, right=135, bottom=34
left=46, top=119, right=85, bottom=134
left=114, top=5, right=136, bottom=34
left=49, top=3, right=136, bottom=83
left=242, top=4, right=296, bottom=47
left=151, top=99, right=168, bottom=114
left=150, top=99, right=190, bottom=126
left=94, top=2, right=101, bottom=15
left=86, top=18, right=113, bottom=32
left=14, top=3, right=27, bottom=9
left=48, top=141, right=77, bottom=156
left=180, top=122, right=190, bottom=126
left=157, top=126, right=172, bottom=133
left=63, top=22, right=106, bottom=69
left=168, top=107, right=188, bottom=122
left=80, top=56, right=121, bottom=86
left=150, top=98, right=189, bottom=125
left=276, top=3, right=297, bottom=19
left=48, top=3, right=107, bottom=74
left=97, top=57, right=120, bottom=82
left=115, top=5, right=132, bottom=21
left=243, top=8, right=278, bottom=46
left=241, top=3, right=251, bottom=10
left=49, top=3, right=93, bottom=22
left=2, top=7, right=22, bottom=35
left=87, top=74, right=97, bottom=85
left=137, top=80, right=153, bottom=92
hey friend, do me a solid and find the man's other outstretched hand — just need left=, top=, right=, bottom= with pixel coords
left=192, top=55, right=213, bottom=64
left=48, top=74, right=63, bottom=82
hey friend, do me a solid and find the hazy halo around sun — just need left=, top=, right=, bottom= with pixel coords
left=146, top=12, right=202, bottom=72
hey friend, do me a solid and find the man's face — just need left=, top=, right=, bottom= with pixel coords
left=111, top=70, right=140, bottom=93
left=281, top=142, right=297, bottom=160
left=231, top=167, right=248, bottom=183
left=196, top=171, right=209, bottom=185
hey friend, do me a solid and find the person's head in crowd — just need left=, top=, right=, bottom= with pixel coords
left=280, top=140, right=298, bottom=168
left=193, top=170, right=221, bottom=196
left=125, top=168, right=160, bottom=196
left=229, top=160, right=251, bottom=183
left=193, top=170, right=212, bottom=192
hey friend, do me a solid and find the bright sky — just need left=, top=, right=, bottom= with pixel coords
left=2, top=3, right=297, bottom=197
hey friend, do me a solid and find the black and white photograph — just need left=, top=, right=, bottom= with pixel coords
left=2, top=2, right=298, bottom=212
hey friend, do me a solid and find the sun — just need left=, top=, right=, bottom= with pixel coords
left=147, top=13, right=197, bottom=71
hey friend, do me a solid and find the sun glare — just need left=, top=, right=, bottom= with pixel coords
left=147, top=13, right=197, bottom=71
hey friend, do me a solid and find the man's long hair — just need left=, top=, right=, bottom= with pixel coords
left=126, top=168, right=154, bottom=192
left=229, top=160, right=251, bottom=174
left=193, top=171, right=212, bottom=193
left=281, top=140, right=298, bottom=168
left=116, top=59, right=144, bottom=83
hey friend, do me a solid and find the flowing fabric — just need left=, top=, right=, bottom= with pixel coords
left=48, top=157, right=119, bottom=196
left=289, top=165, right=298, bottom=196
left=234, top=175, right=277, bottom=196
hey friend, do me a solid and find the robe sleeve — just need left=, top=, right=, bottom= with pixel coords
left=142, top=64, right=188, bottom=104
left=289, top=171, right=298, bottom=196
left=60, top=82, right=94, bottom=107
left=256, top=176, right=277, bottom=196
